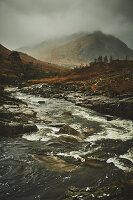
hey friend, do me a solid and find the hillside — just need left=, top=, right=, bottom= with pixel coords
left=18, top=32, right=86, bottom=66
left=0, top=44, right=69, bottom=84
left=28, top=60, right=133, bottom=97
left=18, top=31, right=133, bottom=65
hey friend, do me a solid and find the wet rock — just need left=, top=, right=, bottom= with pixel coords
left=58, top=125, right=85, bottom=140
left=124, top=179, right=133, bottom=197
left=23, top=124, right=38, bottom=133
left=59, top=125, right=79, bottom=136
left=0, top=109, right=14, bottom=120
left=62, top=111, right=73, bottom=117
left=105, top=115, right=114, bottom=121
left=30, top=154, right=80, bottom=172
left=50, top=123, right=66, bottom=128
left=58, top=135, right=79, bottom=145
left=64, top=183, right=124, bottom=200
left=118, top=97, right=133, bottom=120
left=52, top=94, right=62, bottom=98
left=38, top=101, right=45, bottom=104
left=0, top=121, right=22, bottom=136
left=83, top=128, right=95, bottom=136
left=84, top=158, right=104, bottom=169
left=23, top=110, right=37, bottom=118
left=0, top=121, right=37, bottom=137
left=94, top=139, right=133, bottom=156
left=75, top=95, right=133, bottom=120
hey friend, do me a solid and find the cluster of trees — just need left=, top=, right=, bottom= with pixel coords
left=94, top=55, right=129, bottom=64
left=94, top=56, right=113, bottom=63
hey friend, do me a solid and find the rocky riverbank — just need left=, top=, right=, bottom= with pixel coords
left=21, top=83, right=133, bottom=120
left=0, top=87, right=38, bottom=137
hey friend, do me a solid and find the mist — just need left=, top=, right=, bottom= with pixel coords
left=0, top=0, right=133, bottom=50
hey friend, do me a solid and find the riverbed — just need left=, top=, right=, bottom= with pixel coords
left=0, top=87, right=133, bottom=200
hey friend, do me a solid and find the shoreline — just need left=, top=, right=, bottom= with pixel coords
left=20, top=83, right=133, bottom=121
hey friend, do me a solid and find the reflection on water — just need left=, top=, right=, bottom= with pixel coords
left=0, top=88, right=133, bottom=200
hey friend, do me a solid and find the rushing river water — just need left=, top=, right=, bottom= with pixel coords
left=0, top=87, right=133, bottom=200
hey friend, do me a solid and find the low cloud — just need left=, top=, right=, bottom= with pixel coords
left=0, top=0, right=132, bottom=50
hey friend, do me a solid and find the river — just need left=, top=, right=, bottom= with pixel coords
left=0, top=87, right=133, bottom=200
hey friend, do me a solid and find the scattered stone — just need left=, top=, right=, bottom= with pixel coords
left=58, top=135, right=79, bottom=145
left=38, top=101, right=45, bottom=104
left=58, top=125, right=79, bottom=136
left=105, top=115, right=114, bottom=121
left=62, top=111, right=73, bottom=117
left=83, top=128, right=95, bottom=136
left=23, top=124, right=38, bottom=133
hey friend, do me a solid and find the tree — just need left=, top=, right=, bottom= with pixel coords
left=98, top=56, right=102, bottom=62
left=104, top=56, right=108, bottom=63
left=109, top=56, right=113, bottom=63
left=94, top=58, right=97, bottom=64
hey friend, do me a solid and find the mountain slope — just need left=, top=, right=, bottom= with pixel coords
left=0, top=44, right=69, bottom=84
left=19, top=31, right=133, bottom=65
left=18, top=32, right=87, bottom=64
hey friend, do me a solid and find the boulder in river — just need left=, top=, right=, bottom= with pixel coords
left=62, top=111, right=73, bottom=117
left=23, top=124, right=38, bottom=133
left=58, top=125, right=79, bottom=135
left=30, top=154, right=80, bottom=172
left=58, top=135, right=79, bottom=145
left=58, top=125, right=84, bottom=139
left=58, top=125, right=85, bottom=140
left=83, top=128, right=95, bottom=136
left=38, top=101, right=45, bottom=104
left=0, top=121, right=38, bottom=137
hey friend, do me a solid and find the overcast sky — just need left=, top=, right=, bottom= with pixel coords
left=0, top=0, right=133, bottom=50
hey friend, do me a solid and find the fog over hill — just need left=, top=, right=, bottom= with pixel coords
left=0, top=0, right=133, bottom=50
left=18, top=31, right=133, bottom=65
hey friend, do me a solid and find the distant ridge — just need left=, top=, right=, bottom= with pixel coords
left=18, top=31, right=133, bottom=65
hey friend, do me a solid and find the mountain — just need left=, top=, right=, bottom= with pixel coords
left=0, top=44, right=69, bottom=84
left=18, top=31, right=133, bottom=65
left=17, top=32, right=86, bottom=65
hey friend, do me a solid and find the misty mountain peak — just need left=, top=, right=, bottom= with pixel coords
left=17, top=31, right=133, bottom=65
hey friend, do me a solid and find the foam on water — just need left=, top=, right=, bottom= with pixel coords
left=22, top=124, right=60, bottom=142
left=73, top=106, right=133, bottom=138
left=73, top=108, right=107, bottom=123
left=73, top=107, right=133, bottom=142
left=85, top=127, right=133, bottom=142
left=11, top=88, right=133, bottom=173
left=120, top=148, right=133, bottom=163
left=56, top=151, right=85, bottom=162
left=107, top=157, right=133, bottom=172
left=56, top=146, right=102, bottom=163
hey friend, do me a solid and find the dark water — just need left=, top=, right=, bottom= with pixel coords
left=0, top=88, right=133, bottom=200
